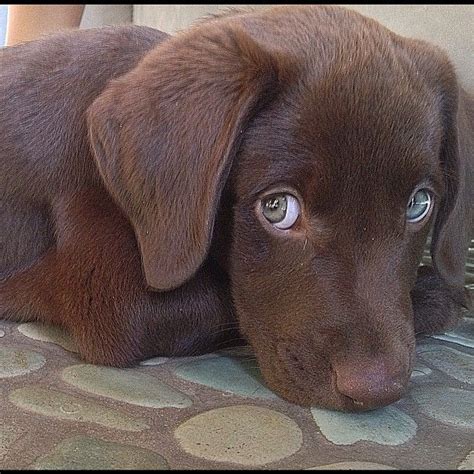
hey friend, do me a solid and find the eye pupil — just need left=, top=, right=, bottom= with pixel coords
left=406, top=189, right=432, bottom=223
left=267, top=198, right=281, bottom=210
left=261, top=193, right=300, bottom=230
left=263, top=195, right=287, bottom=223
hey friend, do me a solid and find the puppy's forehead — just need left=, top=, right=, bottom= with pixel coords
left=235, top=7, right=444, bottom=203
left=235, top=5, right=406, bottom=71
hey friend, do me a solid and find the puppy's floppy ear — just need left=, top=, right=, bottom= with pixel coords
left=88, top=24, right=288, bottom=290
left=429, top=57, right=473, bottom=301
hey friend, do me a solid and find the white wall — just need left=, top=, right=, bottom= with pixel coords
left=133, top=4, right=267, bottom=33
left=80, top=4, right=132, bottom=28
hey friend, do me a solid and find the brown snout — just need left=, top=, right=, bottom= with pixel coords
left=333, top=357, right=410, bottom=410
left=267, top=333, right=414, bottom=411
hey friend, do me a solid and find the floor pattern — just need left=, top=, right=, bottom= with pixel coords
left=1, top=244, right=473, bottom=470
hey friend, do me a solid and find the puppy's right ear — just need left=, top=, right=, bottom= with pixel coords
left=87, top=23, right=290, bottom=290
left=427, top=60, right=473, bottom=305
left=406, top=39, right=474, bottom=312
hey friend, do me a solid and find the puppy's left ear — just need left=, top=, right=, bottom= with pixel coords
left=88, top=23, right=291, bottom=291
left=428, top=51, right=473, bottom=303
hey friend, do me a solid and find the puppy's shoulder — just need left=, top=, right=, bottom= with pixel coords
left=0, top=24, right=169, bottom=67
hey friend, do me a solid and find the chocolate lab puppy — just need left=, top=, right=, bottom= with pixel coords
left=1, top=5, right=472, bottom=411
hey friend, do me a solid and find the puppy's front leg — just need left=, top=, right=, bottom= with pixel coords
left=0, top=188, right=239, bottom=366
left=411, top=265, right=469, bottom=336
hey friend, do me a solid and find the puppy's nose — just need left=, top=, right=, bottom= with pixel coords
left=334, top=358, right=408, bottom=410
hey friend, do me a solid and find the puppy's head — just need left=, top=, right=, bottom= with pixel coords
left=88, top=6, right=468, bottom=411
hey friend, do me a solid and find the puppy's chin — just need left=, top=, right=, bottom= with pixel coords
left=261, top=366, right=408, bottom=412
left=263, top=373, right=358, bottom=412
left=253, top=348, right=412, bottom=412
left=254, top=359, right=356, bottom=411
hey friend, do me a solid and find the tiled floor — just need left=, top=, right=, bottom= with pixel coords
left=1, top=245, right=473, bottom=470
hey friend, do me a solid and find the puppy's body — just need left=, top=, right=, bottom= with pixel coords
left=0, top=25, right=239, bottom=363
left=0, top=26, right=166, bottom=275
left=1, top=5, right=472, bottom=411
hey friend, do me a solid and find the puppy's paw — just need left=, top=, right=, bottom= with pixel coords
left=411, top=265, right=470, bottom=336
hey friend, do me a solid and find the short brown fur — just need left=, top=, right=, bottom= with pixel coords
left=1, top=5, right=472, bottom=411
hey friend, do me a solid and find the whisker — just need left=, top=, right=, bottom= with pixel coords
left=212, top=321, right=241, bottom=329
left=209, top=327, right=242, bottom=336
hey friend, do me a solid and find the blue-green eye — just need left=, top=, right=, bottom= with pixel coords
left=406, top=189, right=432, bottom=223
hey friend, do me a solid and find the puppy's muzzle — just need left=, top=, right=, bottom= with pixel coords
left=332, top=357, right=410, bottom=410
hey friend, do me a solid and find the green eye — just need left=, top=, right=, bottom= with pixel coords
left=261, top=193, right=300, bottom=229
left=406, top=189, right=432, bottom=223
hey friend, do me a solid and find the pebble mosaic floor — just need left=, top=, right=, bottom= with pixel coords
left=1, top=244, right=473, bottom=470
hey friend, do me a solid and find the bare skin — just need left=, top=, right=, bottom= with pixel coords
left=5, top=4, right=84, bottom=46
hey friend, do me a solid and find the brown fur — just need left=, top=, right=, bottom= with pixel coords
left=1, top=5, right=472, bottom=411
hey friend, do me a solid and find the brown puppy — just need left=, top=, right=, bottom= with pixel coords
left=1, top=5, right=472, bottom=411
